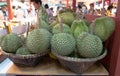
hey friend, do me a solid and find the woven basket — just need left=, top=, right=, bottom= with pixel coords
left=0, top=48, right=49, bottom=67
left=53, top=49, right=107, bottom=74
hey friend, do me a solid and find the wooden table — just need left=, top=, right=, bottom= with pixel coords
left=0, top=56, right=109, bottom=76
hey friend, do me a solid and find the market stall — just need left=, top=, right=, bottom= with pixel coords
left=0, top=0, right=120, bottom=76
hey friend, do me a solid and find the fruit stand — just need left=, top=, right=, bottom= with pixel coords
left=0, top=0, right=120, bottom=76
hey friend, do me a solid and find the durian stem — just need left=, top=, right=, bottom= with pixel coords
left=37, top=10, right=41, bottom=29
left=89, top=21, right=95, bottom=34
left=57, top=12, right=63, bottom=33
left=38, top=17, right=41, bottom=29
left=26, top=22, right=30, bottom=36
left=37, top=9, right=41, bottom=29
left=3, top=22, right=10, bottom=34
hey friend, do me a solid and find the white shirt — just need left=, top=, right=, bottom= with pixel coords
left=14, top=8, right=25, bottom=19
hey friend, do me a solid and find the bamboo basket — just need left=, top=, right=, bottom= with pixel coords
left=0, top=48, right=49, bottom=67
left=53, top=49, right=107, bottom=74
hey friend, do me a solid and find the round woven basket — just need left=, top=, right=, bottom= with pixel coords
left=0, top=48, right=49, bottom=67
left=53, top=49, right=107, bottom=74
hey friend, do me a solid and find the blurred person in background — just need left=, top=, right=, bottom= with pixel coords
left=55, top=6, right=60, bottom=16
left=44, top=4, right=54, bottom=24
left=76, top=4, right=82, bottom=19
left=14, top=6, right=26, bottom=19
left=0, top=11, right=4, bottom=20
left=0, top=7, right=4, bottom=20
left=30, top=4, right=37, bottom=17
left=105, top=4, right=115, bottom=17
left=30, top=0, right=49, bottom=29
left=81, top=5, right=88, bottom=16
left=50, top=7, right=54, bottom=14
left=88, top=3, right=95, bottom=15
left=101, top=8, right=106, bottom=16
left=1, top=5, right=8, bottom=20
left=12, top=6, right=16, bottom=18
left=111, top=3, right=117, bottom=16
left=76, top=4, right=82, bottom=15
left=95, top=9, right=101, bottom=16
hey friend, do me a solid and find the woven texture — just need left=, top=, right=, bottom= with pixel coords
left=1, top=49, right=49, bottom=67
left=53, top=49, right=107, bottom=74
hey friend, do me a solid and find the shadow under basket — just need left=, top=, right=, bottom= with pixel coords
left=1, top=49, right=49, bottom=67
left=53, top=49, right=107, bottom=74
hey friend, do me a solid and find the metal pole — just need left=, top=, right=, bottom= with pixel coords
left=72, top=0, right=76, bottom=12
left=66, top=0, right=69, bottom=9
left=7, top=0, right=13, bottom=21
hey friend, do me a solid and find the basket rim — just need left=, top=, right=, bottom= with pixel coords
left=0, top=47, right=49, bottom=59
left=53, top=49, right=107, bottom=62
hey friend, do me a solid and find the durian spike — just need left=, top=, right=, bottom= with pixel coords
left=3, top=22, right=9, bottom=34
left=57, top=12, right=63, bottom=33
left=89, top=21, right=95, bottom=34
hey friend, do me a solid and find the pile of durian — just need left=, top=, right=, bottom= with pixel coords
left=0, top=9, right=115, bottom=59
